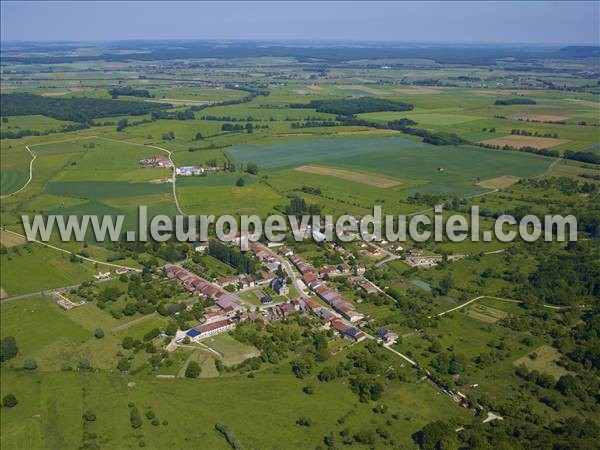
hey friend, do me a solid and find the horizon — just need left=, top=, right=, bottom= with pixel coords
left=1, top=1, right=598, bottom=45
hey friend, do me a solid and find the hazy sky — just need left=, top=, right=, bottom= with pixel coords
left=1, top=1, right=598, bottom=45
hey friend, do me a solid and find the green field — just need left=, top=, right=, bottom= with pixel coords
left=229, top=136, right=554, bottom=195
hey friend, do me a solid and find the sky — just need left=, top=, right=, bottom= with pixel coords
left=1, top=1, right=598, bottom=45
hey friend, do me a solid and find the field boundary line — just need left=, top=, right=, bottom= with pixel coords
left=1, top=228, right=141, bottom=272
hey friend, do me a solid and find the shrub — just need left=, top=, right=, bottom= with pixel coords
left=94, top=328, right=104, bottom=339
left=2, top=394, right=18, bottom=408
left=23, top=358, right=37, bottom=370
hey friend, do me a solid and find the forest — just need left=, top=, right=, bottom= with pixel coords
left=0, top=93, right=170, bottom=123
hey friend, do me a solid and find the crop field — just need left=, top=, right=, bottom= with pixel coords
left=294, top=165, right=402, bottom=188
left=230, top=136, right=553, bottom=195
left=479, top=134, right=571, bottom=149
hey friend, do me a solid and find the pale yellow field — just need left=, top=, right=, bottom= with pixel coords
left=294, top=165, right=402, bottom=188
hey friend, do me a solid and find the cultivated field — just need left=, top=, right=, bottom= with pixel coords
left=479, top=134, right=570, bottom=149
left=294, top=165, right=402, bottom=188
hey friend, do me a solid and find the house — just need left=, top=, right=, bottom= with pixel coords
left=331, top=319, right=366, bottom=342
left=378, top=327, right=399, bottom=344
left=366, top=244, right=382, bottom=256
left=305, top=299, right=322, bottom=311
left=303, top=272, right=319, bottom=285
left=408, top=248, right=423, bottom=257
left=194, top=242, right=209, bottom=252
left=95, top=270, right=111, bottom=280
left=270, top=278, right=289, bottom=296
left=277, top=302, right=296, bottom=317
left=115, top=267, right=129, bottom=275
left=201, top=285, right=221, bottom=299
left=280, top=246, right=293, bottom=257
left=355, top=264, right=366, bottom=275
left=319, top=265, right=337, bottom=277
left=216, top=295, right=242, bottom=313
left=185, top=318, right=235, bottom=340
left=337, top=263, right=351, bottom=275
left=360, top=281, right=378, bottom=295
left=217, top=275, right=240, bottom=288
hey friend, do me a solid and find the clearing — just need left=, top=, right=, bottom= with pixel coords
left=513, top=345, right=571, bottom=379
left=294, top=165, right=402, bottom=188
left=479, top=135, right=570, bottom=149
left=0, top=230, right=26, bottom=247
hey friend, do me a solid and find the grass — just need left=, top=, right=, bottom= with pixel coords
left=201, top=333, right=260, bottom=366
left=0, top=245, right=97, bottom=296
left=0, top=358, right=470, bottom=449
left=513, top=345, right=571, bottom=380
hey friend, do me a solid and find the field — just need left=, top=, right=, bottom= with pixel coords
left=230, top=136, right=554, bottom=196
left=476, top=175, right=521, bottom=189
left=294, top=165, right=402, bottom=188
left=478, top=134, right=570, bottom=149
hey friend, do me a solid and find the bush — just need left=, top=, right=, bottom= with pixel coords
left=0, top=336, right=18, bottom=362
left=2, top=394, right=18, bottom=408
left=23, top=358, right=37, bottom=370
left=185, top=361, right=201, bottom=378
left=83, top=410, right=96, bottom=422
left=94, top=328, right=104, bottom=339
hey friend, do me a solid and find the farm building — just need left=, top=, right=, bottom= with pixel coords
left=185, top=318, right=235, bottom=340
left=176, top=166, right=203, bottom=176
left=140, top=154, right=172, bottom=168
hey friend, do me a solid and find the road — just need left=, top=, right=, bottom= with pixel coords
left=0, top=135, right=98, bottom=199
left=430, top=294, right=570, bottom=318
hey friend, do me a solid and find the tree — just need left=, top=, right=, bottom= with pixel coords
left=236, top=177, right=245, bottom=187
left=94, top=328, right=105, bottom=339
left=414, top=421, right=457, bottom=450
left=185, top=361, right=201, bottom=378
left=23, top=358, right=37, bottom=370
left=245, top=163, right=258, bottom=175
left=117, top=358, right=131, bottom=372
left=0, top=336, right=18, bottom=362
left=2, top=394, right=18, bottom=408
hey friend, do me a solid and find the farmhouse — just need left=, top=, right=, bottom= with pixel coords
left=95, top=270, right=111, bottom=280
left=140, top=154, right=172, bottom=168
left=115, top=267, right=129, bottom=275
